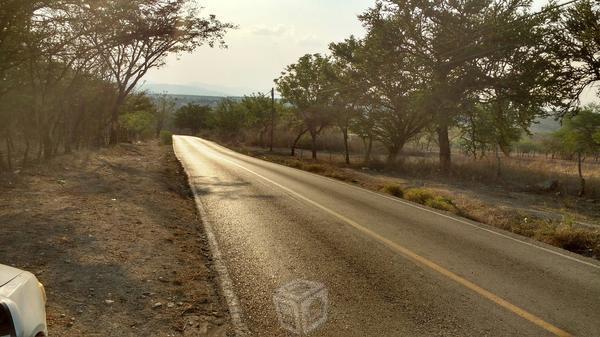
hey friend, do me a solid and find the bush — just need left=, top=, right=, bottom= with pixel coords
left=404, top=188, right=459, bottom=214
left=120, top=111, right=156, bottom=140
left=425, top=196, right=458, bottom=213
left=404, top=188, right=436, bottom=204
left=382, top=184, right=404, bottom=198
left=160, top=131, right=173, bottom=145
left=537, top=223, right=600, bottom=257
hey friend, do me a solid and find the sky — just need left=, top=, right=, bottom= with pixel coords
left=143, top=0, right=371, bottom=96
left=143, top=0, right=597, bottom=103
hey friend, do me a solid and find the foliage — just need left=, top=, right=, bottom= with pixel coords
left=382, top=184, right=404, bottom=198
left=554, top=105, right=600, bottom=155
left=160, top=131, right=173, bottom=145
left=174, top=103, right=212, bottom=135
left=551, top=0, right=600, bottom=107
left=276, top=54, right=336, bottom=159
left=553, top=104, right=600, bottom=195
left=212, top=98, right=247, bottom=138
left=404, top=188, right=459, bottom=214
left=153, top=93, right=178, bottom=137
left=240, top=93, right=281, bottom=147
left=119, top=111, right=156, bottom=140
left=0, top=0, right=233, bottom=170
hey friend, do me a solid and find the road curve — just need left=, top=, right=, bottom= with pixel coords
left=173, top=135, right=600, bottom=337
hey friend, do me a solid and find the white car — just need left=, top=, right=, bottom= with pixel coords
left=0, top=265, right=48, bottom=337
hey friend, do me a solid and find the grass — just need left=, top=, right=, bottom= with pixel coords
left=382, top=184, right=404, bottom=198
left=403, top=188, right=460, bottom=214
left=394, top=154, right=600, bottom=199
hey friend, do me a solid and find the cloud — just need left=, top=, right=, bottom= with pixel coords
left=249, top=24, right=289, bottom=37
left=246, top=24, right=324, bottom=47
left=297, top=34, right=322, bottom=47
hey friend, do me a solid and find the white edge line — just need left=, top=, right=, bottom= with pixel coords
left=200, top=138, right=600, bottom=271
left=173, top=140, right=251, bottom=337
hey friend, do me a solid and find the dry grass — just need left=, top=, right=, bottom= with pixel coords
left=382, top=184, right=404, bottom=198
left=395, top=153, right=600, bottom=198
left=236, top=146, right=600, bottom=260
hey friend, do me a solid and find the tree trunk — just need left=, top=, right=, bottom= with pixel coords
left=437, top=113, right=451, bottom=174
left=5, top=135, right=13, bottom=171
left=310, top=131, right=318, bottom=160
left=43, top=131, right=53, bottom=160
left=0, top=149, right=4, bottom=172
left=22, top=138, right=30, bottom=168
left=109, top=93, right=126, bottom=145
left=495, top=143, right=501, bottom=178
left=387, top=145, right=399, bottom=164
left=291, top=128, right=308, bottom=157
left=364, top=136, right=373, bottom=165
left=342, top=127, right=350, bottom=165
left=578, top=152, right=585, bottom=197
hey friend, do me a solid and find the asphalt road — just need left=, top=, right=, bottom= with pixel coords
left=173, top=136, right=600, bottom=337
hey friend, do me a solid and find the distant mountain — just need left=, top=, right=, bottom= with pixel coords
left=140, top=82, right=255, bottom=97
left=149, top=94, right=242, bottom=109
left=141, top=83, right=228, bottom=96
left=530, top=116, right=561, bottom=135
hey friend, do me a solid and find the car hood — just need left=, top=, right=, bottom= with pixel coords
left=0, top=264, right=23, bottom=288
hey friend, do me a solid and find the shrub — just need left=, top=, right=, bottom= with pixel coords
left=404, top=188, right=436, bottom=204
left=382, top=184, right=404, bottom=198
left=425, top=196, right=459, bottom=213
left=160, top=131, right=173, bottom=145
left=404, top=188, right=460, bottom=214
left=538, top=223, right=600, bottom=257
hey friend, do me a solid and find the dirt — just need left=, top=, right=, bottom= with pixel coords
left=0, top=142, right=230, bottom=336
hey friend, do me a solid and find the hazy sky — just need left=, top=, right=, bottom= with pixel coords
left=144, top=0, right=371, bottom=95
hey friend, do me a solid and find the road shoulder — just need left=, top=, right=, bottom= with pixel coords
left=0, top=142, right=230, bottom=336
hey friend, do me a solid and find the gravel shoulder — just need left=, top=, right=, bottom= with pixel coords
left=0, top=142, right=230, bottom=336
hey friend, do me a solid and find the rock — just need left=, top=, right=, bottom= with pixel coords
left=105, top=299, right=115, bottom=305
left=535, top=180, right=559, bottom=192
left=152, top=302, right=163, bottom=309
left=167, top=302, right=175, bottom=308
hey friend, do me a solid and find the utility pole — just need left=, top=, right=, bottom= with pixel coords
left=270, top=87, right=275, bottom=152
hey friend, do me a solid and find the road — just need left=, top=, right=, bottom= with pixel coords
left=173, top=136, right=600, bottom=337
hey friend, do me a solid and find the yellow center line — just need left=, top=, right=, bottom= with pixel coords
left=194, top=137, right=574, bottom=337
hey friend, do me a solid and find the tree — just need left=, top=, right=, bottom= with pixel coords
left=554, top=105, right=600, bottom=196
left=84, top=0, right=234, bottom=144
left=332, top=32, right=431, bottom=163
left=153, top=93, right=177, bottom=138
left=119, top=92, right=156, bottom=141
left=551, top=0, right=600, bottom=107
left=458, top=102, right=524, bottom=177
left=359, top=0, right=558, bottom=172
left=329, top=38, right=367, bottom=164
left=174, top=103, right=212, bottom=135
left=213, top=98, right=247, bottom=139
left=276, top=54, right=335, bottom=159
left=240, top=93, right=276, bottom=148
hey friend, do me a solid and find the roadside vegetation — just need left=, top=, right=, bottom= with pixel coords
left=0, top=0, right=233, bottom=170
